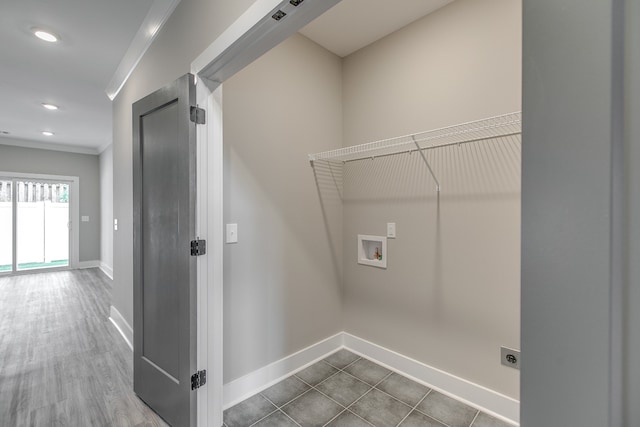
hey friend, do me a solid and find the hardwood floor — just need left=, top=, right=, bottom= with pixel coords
left=0, top=268, right=168, bottom=426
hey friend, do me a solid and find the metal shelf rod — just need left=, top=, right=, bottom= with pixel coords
left=412, top=135, right=441, bottom=192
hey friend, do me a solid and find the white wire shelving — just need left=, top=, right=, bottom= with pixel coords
left=308, top=112, right=522, bottom=192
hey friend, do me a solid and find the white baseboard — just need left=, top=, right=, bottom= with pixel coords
left=109, top=305, right=133, bottom=351
left=222, top=332, right=519, bottom=425
left=223, top=332, right=343, bottom=409
left=76, top=260, right=100, bottom=269
left=343, top=333, right=519, bottom=426
left=99, top=262, right=113, bottom=280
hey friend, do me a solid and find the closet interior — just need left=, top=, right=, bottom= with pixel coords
left=222, top=0, right=522, bottom=422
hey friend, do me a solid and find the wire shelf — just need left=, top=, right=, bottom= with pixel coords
left=308, top=112, right=521, bottom=164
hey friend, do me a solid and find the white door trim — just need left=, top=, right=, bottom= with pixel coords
left=0, top=171, right=79, bottom=273
left=190, top=1, right=343, bottom=424
left=194, top=78, right=225, bottom=427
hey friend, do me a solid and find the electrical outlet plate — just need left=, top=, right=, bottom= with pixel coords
left=500, top=346, right=520, bottom=370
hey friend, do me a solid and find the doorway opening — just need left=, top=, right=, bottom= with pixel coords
left=193, top=0, right=520, bottom=425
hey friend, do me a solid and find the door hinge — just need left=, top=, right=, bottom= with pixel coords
left=190, top=106, right=206, bottom=124
left=190, top=239, right=206, bottom=256
left=191, top=370, right=207, bottom=390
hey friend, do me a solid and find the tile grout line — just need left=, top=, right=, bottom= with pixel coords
left=393, top=390, right=433, bottom=427
left=325, top=355, right=380, bottom=426
left=262, top=381, right=314, bottom=410
left=323, top=355, right=362, bottom=371
left=243, top=406, right=279, bottom=427
left=371, top=378, right=420, bottom=408
left=294, top=374, right=349, bottom=410
left=409, top=388, right=460, bottom=427
left=307, top=380, right=377, bottom=427
left=338, top=371, right=394, bottom=425
left=468, top=409, right=480, bottom=427
left=294, top=360, right=379, bottom=427
left=321, top=407, right=376, bottom=427
left=342, top=368, right=436, bottom=421
left=279, top=408, right=303, bottom=427
left=321, top=408, right=349, bottom=427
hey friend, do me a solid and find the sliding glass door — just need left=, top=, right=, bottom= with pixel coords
left=16, top=180, right=70, bottom=271
left=0, top=180, right=12, bottom=272
left=0, top=177, right=70, bottom=273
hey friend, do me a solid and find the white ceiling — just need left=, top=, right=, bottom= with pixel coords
left=0, top=0, right=155, bottom=153
left=0, top=0, right=453, bottom=155
left=299, top=0, right=454, bottom=57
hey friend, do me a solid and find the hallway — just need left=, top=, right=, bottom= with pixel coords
left=0, top=268, right=166, bottom=426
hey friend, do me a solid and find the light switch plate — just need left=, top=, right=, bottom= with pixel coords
left=226, top=223, right=238, bottom=243
left=114, top=219, right=118, bottom=231
left=81, top=216, right=89, bottom=222
left=387, top=222, right=396, bottom=238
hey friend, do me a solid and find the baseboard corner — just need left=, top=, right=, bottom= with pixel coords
left=99, top=262, right=113, bottom=280
left=76, top=260, right=100, bottom=269
left=222, top=332, right=343, bottom=409
left=109, top=305, right=133, bottom=351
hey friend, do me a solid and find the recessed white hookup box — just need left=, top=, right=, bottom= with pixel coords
left=357, top=234, right=387, bottom=269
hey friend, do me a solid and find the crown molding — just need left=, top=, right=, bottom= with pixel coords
left=105, top=0, right=181, bottom=100
left=0, top=137, right=99, bottom=155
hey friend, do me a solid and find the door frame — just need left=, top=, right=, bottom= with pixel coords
left=0, top=171, right=79, bottom=276
left=194, top=80, right=224, bottom=427
left=190, top=1, right=343, bottom=425
left=188, top=0, right=630, bottom=425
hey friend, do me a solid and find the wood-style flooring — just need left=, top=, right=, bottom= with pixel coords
left=0, top=268, right=168, bottom=426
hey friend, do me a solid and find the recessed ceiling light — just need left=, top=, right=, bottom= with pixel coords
left=42, top=103, right=59, bottom=110
left=33, top=29, right=59, bottom=43
left=42, top=131, right=54, bottom=136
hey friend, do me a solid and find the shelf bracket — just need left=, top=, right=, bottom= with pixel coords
left=411, top=136, right=441, bottom=192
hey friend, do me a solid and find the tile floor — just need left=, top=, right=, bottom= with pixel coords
left=223, top=349, right=514, bottom=427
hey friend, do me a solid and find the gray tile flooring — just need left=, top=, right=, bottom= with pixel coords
left=224, top=349, right=515, bottom=427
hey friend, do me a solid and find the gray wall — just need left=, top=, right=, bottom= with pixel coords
left=0, top=142, right=100, bottom=262
left=341, top=0, right=521, bottom=399
left=521, top=0, right=628, bottom=425
left=112, top=0, right=255, bottom=324
left=112, top=0, right=344, bottom=385
left=100, top=145, right=113, bottom=274
left=222, top=33, right=344, bottom=382
left=626, top=0, right=640, bottom=424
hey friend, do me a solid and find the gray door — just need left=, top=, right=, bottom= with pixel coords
left=132, top=74, right=198, bottom=427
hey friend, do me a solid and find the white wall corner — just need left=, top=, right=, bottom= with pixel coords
left=109, top=305, right=134, bottom=351
left=97, top=141, right=113, bottom=155
left=99, top=261, right=113, bottom=280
